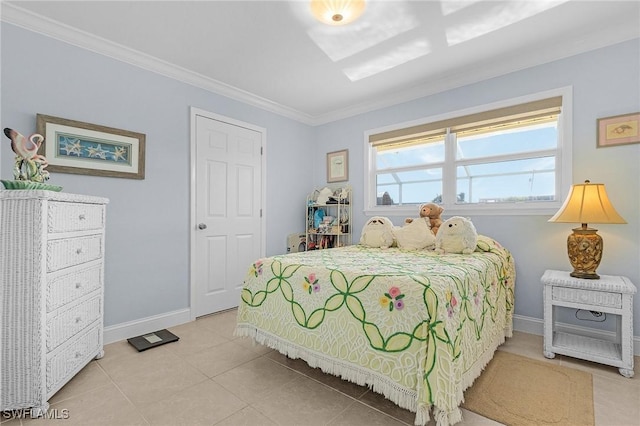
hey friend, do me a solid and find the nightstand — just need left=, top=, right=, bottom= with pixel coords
left=542, top=269, right=636, bottom=377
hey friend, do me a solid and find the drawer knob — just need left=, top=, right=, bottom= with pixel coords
left=75, top=282, right=82, bottom=289
left=79, top=214, right=86, bottom=220
left=75, top=352, right=82, bottom=358
left=76, top=248, right=83, bottom=255
left=75, top=316, right=82, bottom=323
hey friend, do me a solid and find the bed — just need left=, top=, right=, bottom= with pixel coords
left=235, top=235, right=515, bottom=425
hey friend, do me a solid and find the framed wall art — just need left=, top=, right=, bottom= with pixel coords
left=327, top=149, right=348, bottom=183
left=596, top=112, right=640, bottom=148
left=36, top=114, right=146, bottom=179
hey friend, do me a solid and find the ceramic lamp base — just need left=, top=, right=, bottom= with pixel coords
left=567, top=226, right=602, bottom=280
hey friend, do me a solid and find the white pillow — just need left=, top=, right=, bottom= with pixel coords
left=394, top=218, right=435, bottom=250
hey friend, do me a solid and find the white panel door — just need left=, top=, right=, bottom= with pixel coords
left=194, top=114, right=263, bottom=317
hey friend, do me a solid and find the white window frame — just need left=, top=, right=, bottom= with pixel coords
left=364, top=87, right=573, bottom=217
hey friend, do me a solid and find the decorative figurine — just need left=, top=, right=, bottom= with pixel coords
left=4, top=127, right=50, bottom=183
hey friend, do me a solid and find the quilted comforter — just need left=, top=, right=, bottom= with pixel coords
left=235, top=236, right=515, bottom=425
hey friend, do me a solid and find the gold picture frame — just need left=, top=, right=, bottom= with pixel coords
left=37, top=114, right=146, bottom=179
left=597, top=112, right=640, bottom=148
left=327, top=149, right=348, bottom=183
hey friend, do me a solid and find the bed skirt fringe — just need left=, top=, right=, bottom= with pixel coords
left=235, top=324, right=430, bottom=422
left=235, top=321, right=513, bottom=426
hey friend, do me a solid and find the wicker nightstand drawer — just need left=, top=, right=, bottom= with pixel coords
left=46, top=295, right=102, bottom=352
left=48, top=202, right=105, bottom=233
left=552, top=287, right=621, bottom=308
left=47, top=235, right=104, bottom=272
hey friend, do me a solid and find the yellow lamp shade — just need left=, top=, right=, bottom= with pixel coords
left=549, top=181, right=626, bottom=225
left=549, top=180, right=626, bottom=279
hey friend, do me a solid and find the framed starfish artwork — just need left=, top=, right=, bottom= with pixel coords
left=36, top=114, right=146, bottom=179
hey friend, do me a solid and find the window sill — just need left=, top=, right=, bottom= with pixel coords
left=365, top=201, right=562, bottom=217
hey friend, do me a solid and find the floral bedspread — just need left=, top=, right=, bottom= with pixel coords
left=235, top=236, right=515, bottom=426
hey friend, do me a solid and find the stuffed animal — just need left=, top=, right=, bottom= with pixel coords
left=394, top=217, right=436, bottom=250
left=316, top=187, right=333, bottom=204
left=435, top=216, right=477, bottom=254
left=360, top=216, right=395, bottom=249
left=405, top=203, right=444, bottom=235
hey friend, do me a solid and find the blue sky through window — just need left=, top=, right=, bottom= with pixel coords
left=376, top=122, right=558, bottom=205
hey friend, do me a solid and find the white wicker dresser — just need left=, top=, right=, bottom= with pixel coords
left=0, top=190, right=109, bottom=415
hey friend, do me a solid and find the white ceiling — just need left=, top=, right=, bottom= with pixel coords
left=3, top=1, right=639, bottom=125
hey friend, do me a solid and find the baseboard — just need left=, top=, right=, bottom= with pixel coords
left=103, top=308, right=192, bottom=345
left=103, top=309, right=639, bottom=356
left=513, top=314, right=640, bottom=356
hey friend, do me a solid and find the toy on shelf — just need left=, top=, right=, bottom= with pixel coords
left=305, top=185, right=352, bottom=250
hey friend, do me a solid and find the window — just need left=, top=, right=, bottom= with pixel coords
left=365, top=88, right=572, bottom=215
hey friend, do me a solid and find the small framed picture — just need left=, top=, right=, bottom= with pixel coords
left=597, top=112, right=640, bottom=148
left=327, top=149, right=348, bottom=183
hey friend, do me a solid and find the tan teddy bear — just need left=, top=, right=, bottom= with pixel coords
left=405, top=203, right=444, bottom=235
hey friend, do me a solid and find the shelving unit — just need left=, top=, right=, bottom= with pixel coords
left=305, top=185, right=351, bottom=250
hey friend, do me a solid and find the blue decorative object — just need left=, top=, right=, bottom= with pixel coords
left=314, top=209, right=325, bottom=228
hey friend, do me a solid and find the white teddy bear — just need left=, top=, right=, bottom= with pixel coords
left=360, top=216, right=395, bottom=249
left=435, top=216, right=478, bottom=254
left=394, top=217, right=436, bottom=250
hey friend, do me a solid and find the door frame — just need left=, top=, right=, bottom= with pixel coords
left=189, top=107, right=267, bottom=320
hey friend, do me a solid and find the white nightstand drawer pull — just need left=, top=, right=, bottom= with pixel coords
left=75, top=282, right=82, bottom=289
left=78, top=214, right=86, bottom=220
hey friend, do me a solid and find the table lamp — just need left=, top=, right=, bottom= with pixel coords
left=548, top=180, right=626, bottom=279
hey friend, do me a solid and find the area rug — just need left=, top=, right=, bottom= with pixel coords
left=462, top=351, right=594, bottom=426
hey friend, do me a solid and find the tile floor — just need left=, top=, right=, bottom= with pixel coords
left=2, top=308, right=639, bottom=425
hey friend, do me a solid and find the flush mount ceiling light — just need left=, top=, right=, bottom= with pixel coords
left=310, top=0, right=366, bottom=25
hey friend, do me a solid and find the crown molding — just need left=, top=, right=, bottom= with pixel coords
left=0, top=3, right=316, bottom=125
left=2, top=2, right=638, bottom=127
left=311, top=25, right=640, bottom=125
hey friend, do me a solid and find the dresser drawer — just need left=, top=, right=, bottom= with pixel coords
left=552, top=286, right=622, bottom=309
left=46, top=325, right=101, bottom=395
left=46, top=295, right=102, bottom=352
left=47, top=235, right=103, bottom=272
left=47, top=265, right=103, bottom=313
left=48, top=202, right=105, bottom=233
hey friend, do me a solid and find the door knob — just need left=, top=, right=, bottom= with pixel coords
left=198, top=223, right=207, bottom=230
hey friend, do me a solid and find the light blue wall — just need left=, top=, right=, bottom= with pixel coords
left=312, top=38, right=640, bottom=335
left=1, top=23, right=313, bottom=326
left=2, top=22, right=639, bottom=337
